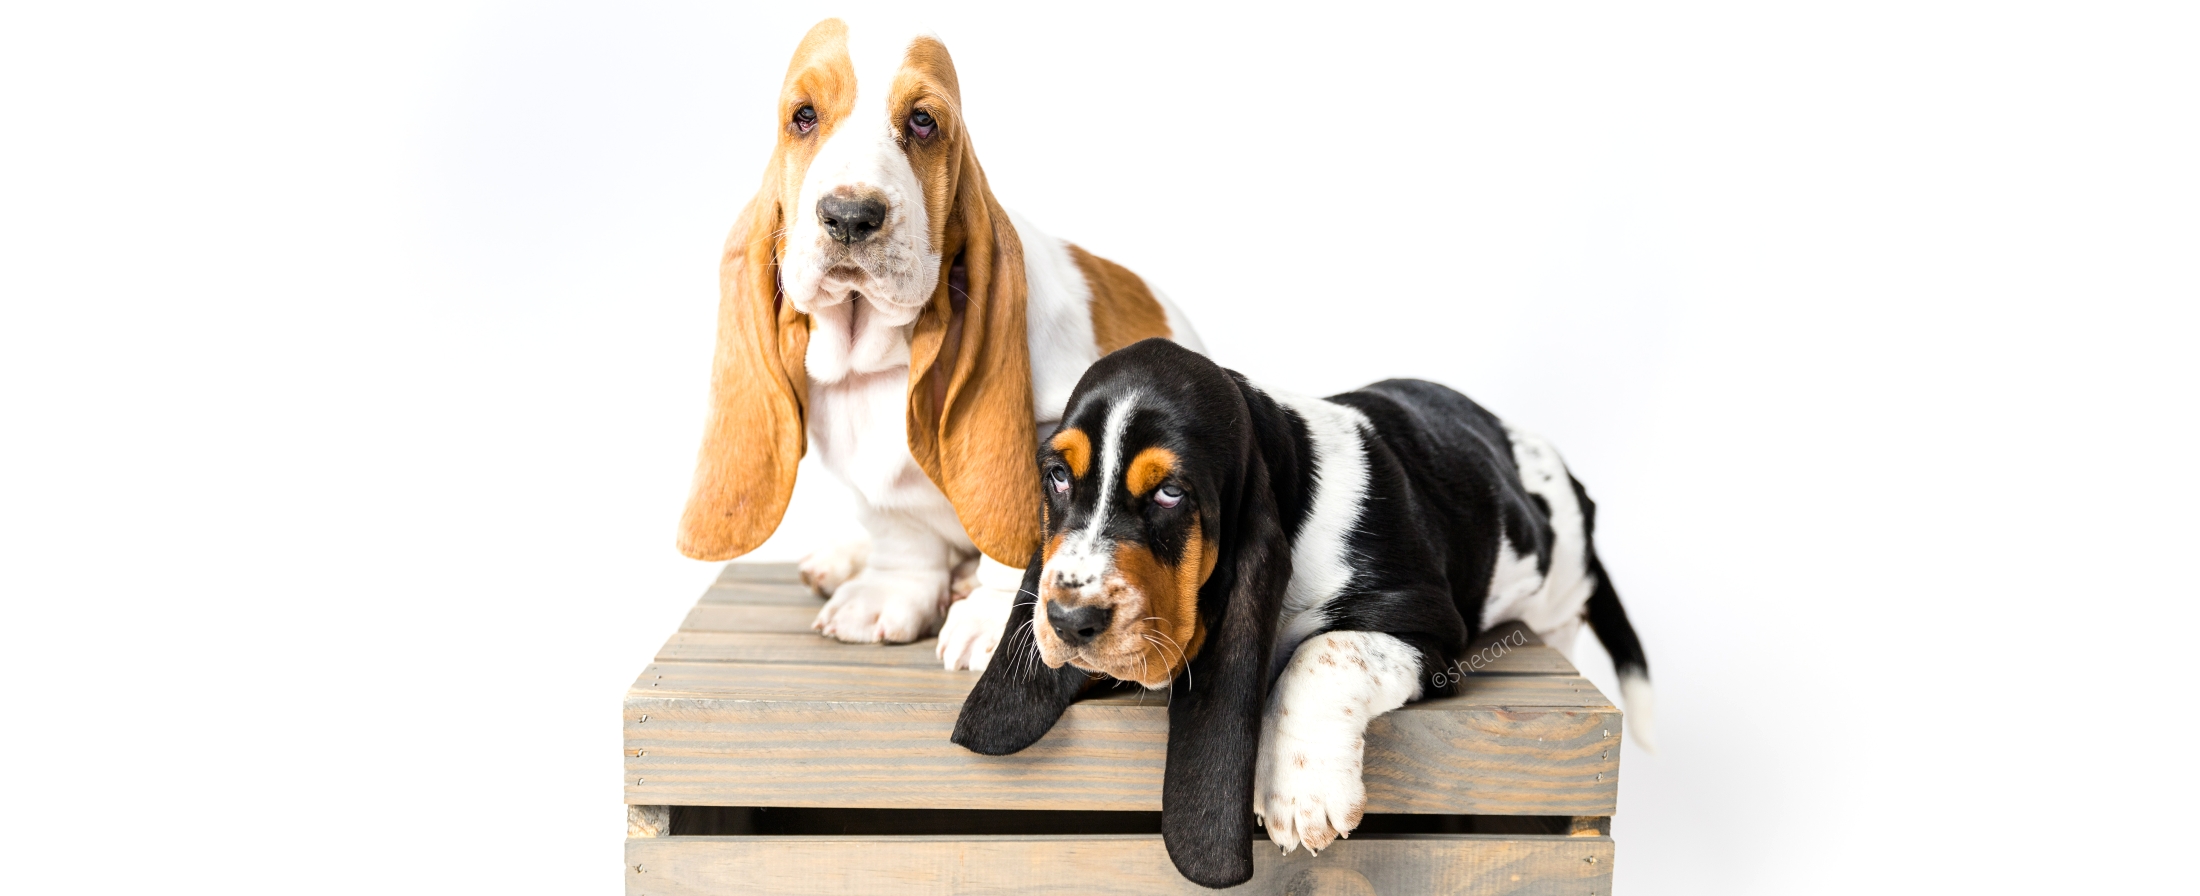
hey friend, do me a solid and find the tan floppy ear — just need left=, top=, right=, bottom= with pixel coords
left=905, top=145, right=1040, bottom=567
left=677, top=170, right=811, bottom=561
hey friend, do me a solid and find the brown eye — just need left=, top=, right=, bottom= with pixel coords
left=792, top=105, right=817, bottom=134
left=1048, top=465, right=1071, bottom=494
left=908, top=109, right=935, bottom=139
left=1154, top=484, right=1183, bottom=509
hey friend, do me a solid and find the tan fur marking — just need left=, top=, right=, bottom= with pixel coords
left=895, top=31, right=1041, bottom=566
left=1111, top=541, right=1205, bottom=680
left=675, top=20, right=854, bottom=561
left=1124, top=446, right=1176, bottom=495
left=893, top=36, right=960, bottom=255
left=1051, top=428, right=1092, bottom=479
left=1066, top=243, right=1171, bottom=354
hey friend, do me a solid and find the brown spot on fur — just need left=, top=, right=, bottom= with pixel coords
left=1344, top=800, right=1366, bottom=828
left=1342, top=707, right=1353, bottom=716
left=1041, top=531, right=1067, bottom=564
left=1067, top=244, right=1170, bottom=354
left=1050, top=428, right=1091, bottom=479
left=1124, top=446, right=1176, bottom=496
left=1294, top=753, right=1308, bottom=769
left=1318, top=653, right=1336, bottom=666
left=1112, top=540, right=1205, bottom=679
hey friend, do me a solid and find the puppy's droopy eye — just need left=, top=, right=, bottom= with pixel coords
left=1154, top=484, right=1184, bottom=509
left=792, top=105, right=817, bottom=134
left=1048, top=465, right=1071, bottom=494
left=908, top=109, right=936, bottom=139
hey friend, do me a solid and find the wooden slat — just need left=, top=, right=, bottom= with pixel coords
left=715, top=562, right=801, bottom=585
left=657, top=631, right=946, bottom=667
left=626, top=833, right=1613, bottom=896
left=679, top=604, right=819, bottom=634
left=633, top=659, right=1612, bottom=708
left=625, top=664, right=1618, bottom=815
left=697, top=582, right=821, bottom=607
left=628, top=564, right=1624, bottom=816
left=657, top=626, right=1579, bottom=673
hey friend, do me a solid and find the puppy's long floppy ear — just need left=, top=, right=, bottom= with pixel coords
left=952, top=548, right=1090, bottom=754
left=1162, top=443, right=1290, bottom=889
left=905, top=134, right=1040, bottom=567
left=676, top=167, right=810, bottom=561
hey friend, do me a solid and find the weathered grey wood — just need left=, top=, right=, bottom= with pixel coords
left=714, top=562, right=802, bottom=585
left=657, top=630, right=947, bottom=666
left=627, top=805, right=669, bottom=839
left=632, top=659, right=1612, bottom=709
left=628, top=564, right=1625, bottom=816
left=661, top=623, right=1577, bottom=675
left=678, top=603, right=819, bottom=634
left=697, top=581, right=822, bottom=607
left=625, top=833, right=1613, bottom=896
left=625, top=665, right=1618, bottom=815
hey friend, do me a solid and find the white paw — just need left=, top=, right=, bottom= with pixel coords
left=798, top=535, right=870, bottom=597
left=812, top=568, right=944, bottom=643
left=937, top=586, right=1015, bottom=671
left=1254, top=728, right=1367, bottom=855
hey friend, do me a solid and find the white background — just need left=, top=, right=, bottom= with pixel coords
left=4, top=2, right=2195, bottom=893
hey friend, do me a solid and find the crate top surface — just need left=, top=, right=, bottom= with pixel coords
left=626, top=564, right=1623, bottom=816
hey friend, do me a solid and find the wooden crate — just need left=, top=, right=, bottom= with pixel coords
left=625, top=564, right=1623, bottom=895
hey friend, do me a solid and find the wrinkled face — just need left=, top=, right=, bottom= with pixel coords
left=1035, top=391, right=1219, bottom=688
left=769, top=19, right=963, bottom=378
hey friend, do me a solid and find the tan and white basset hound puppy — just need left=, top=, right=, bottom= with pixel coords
left=677, top=19, right=1200, bottom=665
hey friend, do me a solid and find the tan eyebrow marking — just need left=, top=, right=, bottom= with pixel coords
left=1051, top=428, right=1092, bottom=479
left=1125, top=446, right=1177, bottom=495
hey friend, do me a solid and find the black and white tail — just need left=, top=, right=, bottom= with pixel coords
left=1584, top=551, right=1655, bottom=752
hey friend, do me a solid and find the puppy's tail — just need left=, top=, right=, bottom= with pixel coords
left=1584, top=552, right=1656, bottom=753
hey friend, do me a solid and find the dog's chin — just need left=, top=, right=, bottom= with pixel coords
left=784, top=237, right=938, bottom=319
left=1044, top=640, right=1176, bottom=690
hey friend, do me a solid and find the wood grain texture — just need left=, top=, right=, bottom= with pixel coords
left=625, top=665, right=1618, bottom=814
left=679, top=604, right=819, bottom=633
left=626, top=833, right=1614, bottom=896
left=715, top=563, right=802, bottom=585
left=657, top=631, right=946, bottom=666
left=625, top=564, right=1624, bottom=816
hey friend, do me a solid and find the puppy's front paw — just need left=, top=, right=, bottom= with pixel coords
left=798, top=536, right=870, bottom=598
left=937, top=586, right=1015, bottom=671
left=1254, top=728, right=1367, bottom=855
left=813, top=569, right=943, bottom=643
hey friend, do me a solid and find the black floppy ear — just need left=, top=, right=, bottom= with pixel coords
left=953, top=548, right=1087, bottom=754
left=1161, top=452, right=1290, bottom=889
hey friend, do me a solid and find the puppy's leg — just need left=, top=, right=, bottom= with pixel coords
left=1255, top=631, right=1423, bottom=854
left=797, top=529, right=870, bottom=597
left=813, top=507, right=953, bottom=644
left=937, top=555, right=1025, bottom=672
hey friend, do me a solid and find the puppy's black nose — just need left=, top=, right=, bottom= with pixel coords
left=817, top=193, right=886, bottom=244
left=1046, top=602, right=1113, bottom=648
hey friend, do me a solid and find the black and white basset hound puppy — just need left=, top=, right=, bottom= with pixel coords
left=953, top=338, right=1654, bottom=888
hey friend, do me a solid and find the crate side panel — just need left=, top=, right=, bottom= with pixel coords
left=626, top=833, right=1614, bottom=896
